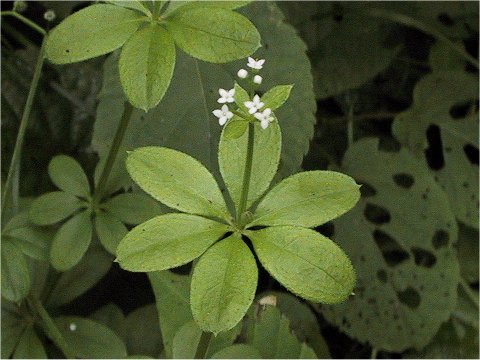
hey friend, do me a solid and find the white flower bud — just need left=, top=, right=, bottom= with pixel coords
left=253, top=75, right=263, bottom=84
left=69, top=323, right=77, bottom=331
left=237, top=69, right=248, bottom=79
left=13, top=1, right=27, bottom=12
left=43, top=10, right=56, bottom=22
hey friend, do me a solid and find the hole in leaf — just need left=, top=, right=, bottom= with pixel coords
left=437, top=13, right=454, bottom=26
left=425, top=125, right=445, bottom=170
left=464, top=144, right=479, bottom=165
left=396, top=287, right=421, bottom=309
left=377, top=269, right=388, bottom=283
left=449, top=100, right=477, bottom=119
left=358, top=182, right=376, bottom=197
left=432, top=230, right=449, bottom=249
left=393, top=173, right=415, bottom=189
left=364, top=203, right=391, bottom=225
left=315, top=221, right=335, bottom=237
left=411, top=247, right=437, bottom=268
left=373, top=229, right=410, bottom=267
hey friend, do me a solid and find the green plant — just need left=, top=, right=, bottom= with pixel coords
left=116, top=57, right=360, bottom=338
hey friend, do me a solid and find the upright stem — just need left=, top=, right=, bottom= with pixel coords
left=28, top=296, right=76, bottom=359
left=236, top=122, right=255, bottom=223
left=95, top=102, right=135, bottom=200
left=370, top=347, right=378, bottom=359
left=2, top=35, right=48, bottom=219
left=194, top=331, right=213, bottom=359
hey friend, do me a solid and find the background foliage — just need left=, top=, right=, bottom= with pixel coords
left=1, top=1, right=478, bottom=358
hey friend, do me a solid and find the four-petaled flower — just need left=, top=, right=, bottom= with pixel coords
left=244, top=95, right=264, bottom=114
left=212, top=104, right=233, bottom=126
left=247, top=57, right=265, bottom=70
left=254, top=108, right=274, bottom=129
left=217, top=88, right=235, bottom=104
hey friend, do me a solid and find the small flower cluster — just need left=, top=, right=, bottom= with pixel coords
left=212, top=57, right=274, bottom=130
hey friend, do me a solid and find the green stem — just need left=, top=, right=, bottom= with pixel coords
left=371, top=347, right=378, bottom=359
left=1, top=35, right=48, bottom=219
left=460, top=278, right=479, bottom=308
left=347, top=104, right=354, bottom=146
left=1, top=11, right=46, bottom=36
left=194, top=331, right=213, bottom=359
left=28, top=297, right=76, bottom=359
left=94, top=102, right=135, bottom=200
left=237, top=122, right=255, bottom=223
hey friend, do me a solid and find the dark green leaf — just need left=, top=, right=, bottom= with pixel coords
left=13, top=325, right=47, bottom=359
left=125, top=304, right=162, bottom=357
left=29, top=192, right=85, bottom=225
left=1, top=240, right=30, bottom=302
left=211, top=344, right=261, bottom=359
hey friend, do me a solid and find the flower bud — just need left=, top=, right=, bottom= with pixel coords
left=44, top=10, right=56, bottom=21
left=253, top=75, right=263, bottom=84
left=237, top=69, right=248, bottom=79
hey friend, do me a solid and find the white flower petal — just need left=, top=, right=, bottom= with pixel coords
left=258, top=59, right=265, bottom=66
left=219, top=88, right=228, bottom=97
left=228, top=89, right=235, bottom=97
left=219, top=116, right=227, bottom=126
left=244, top=101, right=254, bottom=108
left=221, top=104, right=229, bottom=112
left=254, top=112, right=263, bottom=121
left=249, top=107, right=258, bottom=114
left=226, top=111, right=234, bottom=119
left=212, top=109, right=223, bottom=118
left=261, top=119, right=269, bottom=129
left=217, top=98, right=226, bottom=104
left=264, top=108, right=272, bottom=116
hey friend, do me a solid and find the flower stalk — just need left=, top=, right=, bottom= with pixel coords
left=237, top=122, right=255, bottom=224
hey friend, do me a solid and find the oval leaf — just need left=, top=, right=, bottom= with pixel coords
left=219, top=122, right=281, bottom=214
left=13, top=324, right=47, bottom=359
left=117, top=213, right=229, bottom=272
left=46, top=4, right=144, bottom=64
left=247, top=226, right=355, bottom=303
left=47, top=247, right=113, bottom=307
left=103, top=192, right=164, bottom=225
left=29, top=192, right=85, bottom=225
left=250, top=171, right=360, bottom=228
left=126, top=147, right=229, bottom=220
left=48, top=155, right=90, bottom=197
left=56, top=316, right=127, bottom=358
left=50, top=211, right=93, bottom=271
left=1, top=240, right=30, bottom=302
left=95, top=212, right=128, bottom=254
left=119, top=24, right=176, bottom=110
left=223, top=117, right=248, bottom=140
left=166, top=7, right=260, bottom=63
left=211, top=344, right=261, bottom=359
left=261, top=85, right=293, bottom=111
left=191, top=233, right=257, bottom=334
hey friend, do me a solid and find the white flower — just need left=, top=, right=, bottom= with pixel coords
left=247, top=57, right=265, bottom=70
left=69, top=323, right=77, bottom=331
left=253, top=75, right=263, bottom=84
left=244, top=94, right=264, bottom=114
left=237, top=69, right=248, bottom=79
left=217, top=88, right=235, bottom=104
left=254, top=108, right=274, bottom=129
left=44, top=9, right=56, bottom=21
left=212, top=104, right=233, bottom=126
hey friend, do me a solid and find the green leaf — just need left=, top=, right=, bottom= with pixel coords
left=95, top=211, right=128, bottom=254
left=3, top=212, right=51, bottom=261
left=246, top=305, right=317, bottom=358
left=166, top=7, right=260, bottom=63
left=219, top=122, right=281, bottom=213
left=126, top=147, right=230, bottom=220
left=2, top=301, right=27, bottom=359
left=56, top=316, right=127, bottom=358
left=261, top=85, right=293, bottom=111
left=191, top=233, right=257, bottom=334
left=104, top=0, right=152, bottom=16
left=262, top=291, right=330, bottom=358
left=119, top=23, right=176, bottom=110
left=249, top=171, right=360, bottom=228
left=116, top=213, right=229, bottom=272
left=247, top=226, right=355, bottom=303
left=171, top=320, right=242, bottom=358
left=47, top=247, right=113, bottom=307
left=90, top=304, right=126, bottom=341
left=457, top=224, right=479, bottom=283
left=93, top=3, right=316, bottom=187
left=233, top=82, right=250, bottom=113
left=48, top=155, right=90, bottom=197
left=1, top=240, right=30, bottom=302
left=29, top=191, right=85, bottom=225
left=429, top=40, right=466, bottom=72
left=319, top=138, right=460, bottom=352
left=223, top=117, right=248, bottom=140
left=211, top=344, right=261, bottom=359
left=103, top=192, right=164, bottom=225
left=148, top=271, right=192, bottom=358
left=392, top=71, right=478, bottom=228
left=13, top=325, right=47, bottom=359
left=46, top=4, right=144, bottom=64
left=164, top=1, right=252, bottom=16
left=50, top=210, right=93, bottom=271
left=125, top=304, right=162, bottom=357
left=311, top=15, right=400, bottom=99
